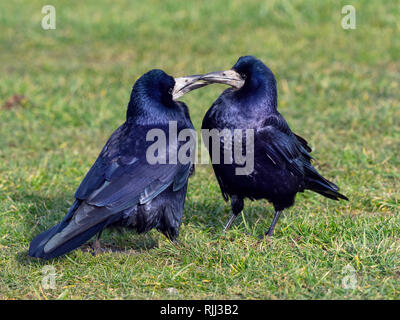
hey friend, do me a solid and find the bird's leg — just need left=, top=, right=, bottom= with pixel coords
left=224, top=195, right=244, bottom=232
left=223, top=213, right=238, bottom=232
left=261, top=210, right=283, bottom=238
left=92, top=230, right=103, bottom=255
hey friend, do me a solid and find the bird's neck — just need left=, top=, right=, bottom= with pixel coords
left=237, top=77, right=278, bottom=113
left=126, top=86, right=176, bottom=124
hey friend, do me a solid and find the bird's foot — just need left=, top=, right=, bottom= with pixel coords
left=259, top=210, right=282, bottom=240
left=170, top=239, right=179, bottom=247
left=259, top=233, right=273, bottom=241
left=91, top=239, right=102, bottom=256
left=258, top=226, right=276, bottom=240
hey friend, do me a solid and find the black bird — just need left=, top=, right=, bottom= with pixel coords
left=29, top=69, right=205, bottom=259
left=201, top=56, right=348, bottom=237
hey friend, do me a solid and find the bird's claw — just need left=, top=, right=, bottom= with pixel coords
left=91, top=239, right=102, bottom=256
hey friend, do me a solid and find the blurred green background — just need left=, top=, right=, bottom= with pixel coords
left=0, top=0, right=399, bottom=299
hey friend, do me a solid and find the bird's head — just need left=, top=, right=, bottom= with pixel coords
left=127, top=69, right=208, bottom=120
left=131, top=69, right=206, bottom=105
left=200, top=56, right=278, bottom=108
left=200, top=56, right=276, bottom=89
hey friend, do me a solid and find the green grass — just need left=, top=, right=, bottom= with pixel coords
left=0, top=0, right=399, bottom=299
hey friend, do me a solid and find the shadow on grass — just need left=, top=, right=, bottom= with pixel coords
left=17, top=191, right=162, bottom=263
left=15, top=236, right=160, bottom=266
left=183, top=197, right=275, bottom=237
left=16, top=189, right=276, bottom=264
left=14, top=250, right=49, bottom=266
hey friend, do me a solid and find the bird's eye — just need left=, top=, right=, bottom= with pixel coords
left=240, top=73, right=247, bottom=80
left=168, top=88, right=173, bottom=95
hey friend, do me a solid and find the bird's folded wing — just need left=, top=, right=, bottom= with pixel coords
left=70, top=124, right=191, bottom=230
left=294, top=133, right=312, bottom=153
left=256, top=125, right=312, bottom=176
left=257, top=124, right=340, bottom=193
left=41, top=124, right=193, bottom=254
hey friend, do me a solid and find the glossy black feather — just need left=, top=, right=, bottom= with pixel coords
left=202, top=56, right=348, bottom=218
left=29, top=70, right=195, bottom=259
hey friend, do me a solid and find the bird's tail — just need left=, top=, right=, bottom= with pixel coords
left=304, top=163, right=348, bottom=201
left=28, top=200, right=120, bottom=260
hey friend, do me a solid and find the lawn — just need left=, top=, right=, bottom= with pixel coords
left=0, top=0, right=399, bottom=299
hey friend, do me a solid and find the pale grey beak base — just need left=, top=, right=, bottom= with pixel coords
left=200, top=70, right=245, bottom=89
left=172, top=75, right=210, bottom=100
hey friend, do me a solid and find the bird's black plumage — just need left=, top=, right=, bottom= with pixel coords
left=201, top=56, right=348, bottom=236
left=29, top=69, right=196, bottom=259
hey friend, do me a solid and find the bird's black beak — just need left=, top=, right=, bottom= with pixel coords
left=172, top=75, right=209, bottom=100
left=200, top=70, right=245, bottom=89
